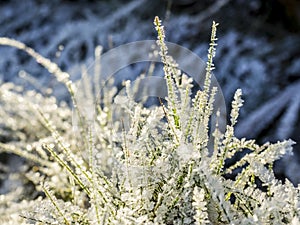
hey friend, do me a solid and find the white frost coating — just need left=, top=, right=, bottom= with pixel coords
left=0, top=0, right=299, bottom=185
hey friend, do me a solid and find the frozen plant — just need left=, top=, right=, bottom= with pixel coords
left=0, top=17, right=299, bottom=224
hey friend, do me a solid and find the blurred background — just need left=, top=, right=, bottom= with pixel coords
left=0, top=0, right=299, bottom=184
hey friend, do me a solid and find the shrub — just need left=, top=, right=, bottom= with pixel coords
left=0, top=17, right=299, bottom=224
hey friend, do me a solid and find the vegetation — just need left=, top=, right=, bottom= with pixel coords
left=0, top=17, right=298, bottom=224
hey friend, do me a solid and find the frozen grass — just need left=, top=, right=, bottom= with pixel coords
left=0, top=17, right=299, bottom=224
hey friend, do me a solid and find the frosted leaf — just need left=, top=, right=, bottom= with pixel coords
left=230, top=89, right=243, bottom=126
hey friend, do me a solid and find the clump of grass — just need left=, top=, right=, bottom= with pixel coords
left=0, top=17, right=299, bottom=225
